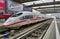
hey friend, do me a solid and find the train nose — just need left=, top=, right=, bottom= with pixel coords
left=3, top=24, right=9, bottom=26
left=2, top=24, right=7, bottom=26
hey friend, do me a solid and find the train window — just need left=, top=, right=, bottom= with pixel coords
left=24, top=16, right=29, bottom=19
left=20, top=16, right=24, bottom=20
left=17, top=13, right=22, bottom=16
left=29, top=15, right=33, bottom=18
left=12, top=13, right=22, bottom=17
left=24, top=15, right=33, bottom=19
left=20, top=15, right=33, bottom=20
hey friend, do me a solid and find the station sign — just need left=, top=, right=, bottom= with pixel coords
left=7, top=0, right=32, bottom=12
left=7, top=0, right=13, bottom=10
left=0, top=0, right=6, bottom=10
left=11, top=5, right=23, bottom=11
left=23, top=5, right=32, bottom=12
left=7, top=0, right=23, bottom=12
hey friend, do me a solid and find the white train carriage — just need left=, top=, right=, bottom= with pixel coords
left=3, top=11, right=43, bottom=29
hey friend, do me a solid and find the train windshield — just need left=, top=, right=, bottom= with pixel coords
left=12, top=13, right=22, bottom=17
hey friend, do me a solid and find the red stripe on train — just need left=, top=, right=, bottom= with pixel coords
left=3, top=20, right=27, bottom=26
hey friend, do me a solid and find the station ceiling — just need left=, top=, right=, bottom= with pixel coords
left=12, top=0, right=38, bottom=3
left=37, top=9, right=60, bottom=14
left=26, top=1, right=60, bottom=7
left=35, top=6, right=60, bottom=14
left=27, top=1, right=60, bottom=14
left=34, top=6, right=60, bottom=9
left=12, top=0, right=60, bottom=14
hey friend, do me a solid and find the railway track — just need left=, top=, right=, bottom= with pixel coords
left=0, top=18, right=53, bottom=39
left=16, top=19, right=52, bottom=39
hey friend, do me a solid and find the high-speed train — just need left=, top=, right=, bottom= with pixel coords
left=2, top=11, right=44, bottom=29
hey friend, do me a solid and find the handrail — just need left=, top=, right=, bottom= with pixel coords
left=54, top=17, right=60, bottom=39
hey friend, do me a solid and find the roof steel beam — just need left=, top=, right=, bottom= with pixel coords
left=34, top=6, right=60, bottom=9
left=12, top=0, right=37, bottom=3
left=27, top=1, right=60, bottom=7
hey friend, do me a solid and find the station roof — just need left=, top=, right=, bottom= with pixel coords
left=24, top=1, right=60, bottom=14
left=34, top=6, right=60, bottom=9
left=12, top=0, right=38, bottom=3
left=34, top=5, right=60, bottom=14
left=26, top=1, right=60, bottom=7
left=12, top=0, right=60, bottom=14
